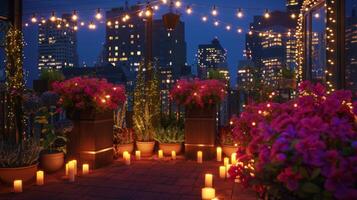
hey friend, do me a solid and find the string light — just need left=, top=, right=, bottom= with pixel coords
left=125, top=14, right=130, bottom=20
left=237, top=28, right=243, bottom=33
left=211, top=5, right=218, bottom=16
left=314, top=13, right=320, bottom=19
left=56, top=24, right=61, bottom=29
left=175, top=1, right=182, bottom=8
left=72, top=10, right=78, bottom=21
left=31, top=14, right=37, bottom=23
left=161, top=0, right=168, bottom=4
left=80, top=21, right=85, bottom=26
left=88, top=21, right=96, bottom=29
left=202, top=16, right=208, bottom=22
left=186, top=5, right=192, bottom=14
left=50, top=12, right=56, bottom=22
left=264, top=9, right=270, bottom=19
left=225, top=25, right=231, bottom=31
left=153, top=5, right=159, bottom=10
left=73, top=25, right=78, bottom=31
left=65, top=23, right=69, bottom=28
left=41, top=19, right=46, bottom=24
left=214, top=21, right=219, bottom=26
left=107, top=21, right=112, bottom=26
left=145, top=9, right=152, bottom=17
left=248, top=30, right=253, bottom=35
left=290, top=13, right=296, bottom=19
left=95, top=8, right=102, bottom=20
left=236, top=8, right=243, bottom=18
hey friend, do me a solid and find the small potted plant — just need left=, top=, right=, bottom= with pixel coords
left=219, top=126, right=237, bottom=157
left=0, top=139, right=41, bottom=184
left=155, top=126, right=184, bottom=156
left=113, top=127, right=134, bottom=158
left=134, top=104, right=156, bottom=156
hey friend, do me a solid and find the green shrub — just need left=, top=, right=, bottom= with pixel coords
left=154, top=126, right=184, bottom=144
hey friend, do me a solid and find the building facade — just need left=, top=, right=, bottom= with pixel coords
left=38, top=14, right=78, bottom=70
left=346, top=7, right=357, bottom=91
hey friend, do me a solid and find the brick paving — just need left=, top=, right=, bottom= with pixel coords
left=0, top=156, right=257, bottom=200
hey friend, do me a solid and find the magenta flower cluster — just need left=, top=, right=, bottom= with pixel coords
left=170, top=79, right=226, bottom=107
left=52, top=77, right=126, bottom=111
left=229, top=81, right=357, bottom=200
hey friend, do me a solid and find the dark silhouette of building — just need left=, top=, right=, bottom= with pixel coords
left=346, top=7, right=357, bottom=91
left=38, top=13, right=78, bottom=70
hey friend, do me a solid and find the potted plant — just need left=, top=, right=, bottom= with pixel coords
left=155, top=126, right=184, bottom=156
left=52, top=77, right=126, bottom=168
left=0, top=139, right=41, bottom=184
left=219, top=126, right=237, bottom=157
left=171, top=79, right=226, bottom=160
left=134, top=104, right=156, bottom=156
left=113, top=127, right=134, bottom=158
left=33, top=69, right=64, bottom=94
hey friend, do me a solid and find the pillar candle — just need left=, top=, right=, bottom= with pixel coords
left=231, top=153, right=237, bottom=165
left=123, top=151, right=129, bottom=159
left=68, top=161, right=75, bottom=182
left=36, top=170, right=44, bottom=185
left=171, top=151, right=176, bottom=160
left=197, top=151, right=203, bottom=163
left=65, top=163, right=69, bottom=176
left=124, top=153, right=131, bottom=165
left=13, top=180, right=22, bottom=193
left=204, top=173, right=213, bottom=187
left=82, top=164, right=89, bottom=175
left=219, top=166, right=226, bottom=179
left=216, top=147, right=222, bottom=162
left=158, top=150, right=163, bottom=159
left=72, top=160, right=78, bottom=176
left=135, top=150, right=141, bottom=160
left=201, top=187, right=215, bottom=200
left=223, top=157, right=229, bottom=167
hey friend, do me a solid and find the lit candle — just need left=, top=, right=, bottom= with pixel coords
left=135, top=150, right=141, bottom=160
left=231, top=153, right=237, bottom=165
left=36, top=170, right=44, bottom=185
left=82, top=164, right=89, bottom=175
left=65, top=163, right=69, bottom=176
left=216, top=147, right=222, bottom=162
left=197, top=151, right=203, bottom=163
left=123, top=151, right=129, bottom=159
left=219, top=166, right=226, bottom=179
left=224, top=157, right=229, bottom=167
left=158, top=150, right=163, bottom=159
left=226, top=164, right=231, bottom=178
left=204, top=173, right=213, bottom=187
left=13, top=180, right=22, bottom=193
left=124, top=153, right=131, bottom=165
left=68, top=161, right=75, bottom=182
left=72, top=160, right=78, bottom=176
left=171, top=151, right=176, bottom=160
left=201, top=187, right=215, bottom=200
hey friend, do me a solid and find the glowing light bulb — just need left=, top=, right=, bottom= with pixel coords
left=41, top=19, right=46, bottom=24
left=264, top=9, right=270, bottom=19
left=125, top=14, right=130, bottom=20
left=202, top=16, right=208, bottom=22
left=25, top=23, right=29, bottom=27
left=237, top=28, right=243, bottom=33
left=226, top=25, right=231, bottom=31
left=162, top=0, right=167, bottom=4
left=214, top=21, right=219, bottom=26
left=50, top=12, right=56, bottom=22
left=211, top=6, right=218, bottom=16
left=175, top=1, right=181, bottom=8
left=107, top=21, right=112, bottom=26
left=80, top=22, right=85, bottom=26
left=290, top=13, right=296, bottom=19
left=314, top=13, right=320, bottom=18
left=57, top=24, right=61, bottom=29
left=72, top=10, right=78, bottom=21
left=186, top=6, right=192, bottom=14
left=95, top=8, right=102, bottom=20
left=31, top=14, right=37, bottom=23
left=153, top=5, right=159, bottom=10
left=65, top=23, right=69, bottom=27
left=88, top=21, right=96, bottom=29
left=74, top=26, right=78, bottom=31
left=237, top=8, right=243, bottom=18
left=248, top=30, right=253, bottom=35
left=145, top=10, right=152, bottom=17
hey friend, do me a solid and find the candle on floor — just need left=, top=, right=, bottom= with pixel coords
left=65, top=163, right=69, bottom=176
left=72, top=160, right=78, bottom=175
left=197, top=151, right=203, bottom=163
left=13, top=180, right=22, bottom=193
left=135, top=150, right=141, bottom=160
left=223, top=157, right=229, bottom=167
left=204, top=173, right=213, bottom=187
left=231, top=153, right=237, bottom=165
left=36, top=170, right=44, bottom=185
left=124, top=153, right=131, bottom=165
left=216, top=147, right=222, bottom=162
left=158, top=150, right=163, bottom=159
left=171, top=151, right=176, bottom=160
left=123, top=151, right=129, bottom=159
left=219, top=166, right=226, bottom=179
left=68, top=161, right=75, bottom=182
left=226, top=164, right=231, bottom=178
left=201, top=187, right=215, bottom=200
left=82, top=164, right=89, bottom=175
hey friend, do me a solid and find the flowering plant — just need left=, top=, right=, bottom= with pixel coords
left=52, top=77, right=126, bottom=112
left=229, top=81, right=357, bottom=200
left=170, top=79, right=226, bottom=107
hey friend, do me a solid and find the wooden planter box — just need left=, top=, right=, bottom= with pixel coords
left=184, top=106, right=217, bottom=160
left=67, top=110, right=114, bottom=169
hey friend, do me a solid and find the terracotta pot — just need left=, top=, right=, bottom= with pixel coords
left=222, top=145, right=237, bottom=157
left=136, top=141, right=155, bottom=157
left=40, top=151, right=64, bottom=173
left=0, top=164, right=38, bottom=184
left=115, top=143, right=134, bottom=157
left=159, top=143, right=182, bottom=156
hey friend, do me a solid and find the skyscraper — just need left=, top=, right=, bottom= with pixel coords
left=286, top=0, right=304, bottom=13
left=346, top=7, right=357, bottom=91
left=197, top=38, right=228, bottom=79
left=38, top=13, right=78, bottom=70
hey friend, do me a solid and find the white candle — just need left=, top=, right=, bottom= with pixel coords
left=36, top=170, right=44, bottom=185
left=216, top=147, right=222, bottom=162
left=135, top=150, right=141, bottom=160
left=231, top=153, right=237, bottom=165
left=82, top=164, right=89, bottom=175
left=65, top=163, right=69, bottom=176
left=13, top=180, right=22, bottom=193
left=171, top=151, right=176, bottom=160
left=201, top=187, right=215, bottom=200
left=219, top=166, right=226, bottom=179
left=124, top=153, right=131, bottom=165
left=204, top=173, right=213, bottom=187
left=197, top=151, right=203, bottom=163
left=224, top=157, right=229, bottom=167
left=158, top=150, right=163, bottom=159
left=68, top=161, right=75, bottom=182
left=123, top=151, right=129, bottom=159
left=72, top=160, right=78, bottom=176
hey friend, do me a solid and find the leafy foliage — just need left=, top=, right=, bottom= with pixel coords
left=154, top=126, right=184, bottom=144
left=219, top=126, right=235, bottom=145
left=114, top=128, right=134, bottom=145
left=39, top=69, right=64, bottom=84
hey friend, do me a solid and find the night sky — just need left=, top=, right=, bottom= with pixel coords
left=22, top=0, right=286, bottom=86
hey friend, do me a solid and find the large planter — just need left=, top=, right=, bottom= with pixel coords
left=0, top=164, right=38, bottom=184
left=185, top=106, right=217, bottom=160
left=136, top=141, right=155, bottom=157
left=114, top=143, right=134, bottom=158
left=33, top=79, right=50, bottom=94
left=67, top=110, right=114, bottom=169
left=159, top=143, right=182, bottom=156
left=222, top=145, right=237, bottom=157
left=40, top=151, right=64, bottom=173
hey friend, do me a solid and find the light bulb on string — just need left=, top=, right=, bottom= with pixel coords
left=50, top=12, right=56, bottom=22
left=248, top=30, right=253, bottom=35
left=25, top=23, right=29, bottom=27
left=202, top=16, right=208, bottom=22
left=290, top=13, right=296, bottom=19
left=186, top=5, right=192, bottom=14
left=237, top=28, right=243, bottom=33
left=95, top=8, right=102, bottom=20
left=88, top=21, right=96, bottom=29
left=74, top=26, right=78, bottom=31
left=107, top=21, right=112, bottom=26
left=80, top=22, right=85, bottom=26
left=226, top=25, right=231, bottom=31
left=314, top=13, right=320, bottom=19
left=214, top=21, right=219, bottom=26
left=161, top=0, right=168, bottom=4
left=145, top=9, right=152, bottom=17
left=41, top=18, right=46, bottom=24
left=264, top=9, right=270, bottom=19
left=72, top=10, right=78, bottom=21
left=211, top=5, right=218, bottom=16
left=125, top=14, right=130, bottom=20
left=57, top=24, right=61, bottom=29
left=175, top=1, right=181, bottom=8
left=138, top=11, right=144, bottom=17
left=31, top=14, right=37, bottom=23
left=237, top=8, right=243, bottom=18
left=153, top=5, right=159, bottom=11
left=65, top=23, right=69, bottom=28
